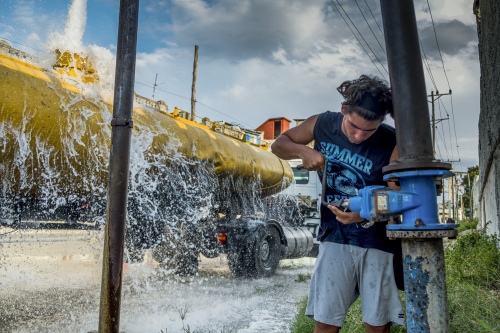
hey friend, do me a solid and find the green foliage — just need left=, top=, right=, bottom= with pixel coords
left=447, top=282, right=500, bottom=332
left=446, top=229, right=500, bottom=289
left=289, top=295, right=406, bottom=333
left=291, top=230, right=500, bottom=333
left=295, top=273, right=311, bottom=282
left=458, top=165, right=479, bottom=218
left=456, top=218, right=478, bottom=232
left=289, top=296, right=315, bottom=333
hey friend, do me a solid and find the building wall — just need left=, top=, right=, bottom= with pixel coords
left=475, top=1, right=500, bottom=237
left=255, top=118, right=291, bottom=140
left=480, top=155, right=500, bottom=235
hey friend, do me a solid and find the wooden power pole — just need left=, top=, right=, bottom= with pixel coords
left=428, top=90, right=451, bottom=155
left=191, top=45, right=199, bottom=121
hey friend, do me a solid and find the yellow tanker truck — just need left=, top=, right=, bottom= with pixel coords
left=0, top=43, right=319, bottom=276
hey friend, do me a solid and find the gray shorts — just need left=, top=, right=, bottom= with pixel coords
left=306, top=242, right=405, bottom=327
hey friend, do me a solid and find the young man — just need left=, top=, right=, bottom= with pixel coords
left=271, top=75, right=404, bottom=333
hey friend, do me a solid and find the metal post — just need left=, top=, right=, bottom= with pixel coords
left=402, top=239, right=449, bottom=331
left=380, top=0, right=455, bottom=332
left=98, top=1, right=139, bottom=332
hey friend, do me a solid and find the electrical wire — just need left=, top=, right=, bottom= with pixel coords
left=420, top=39, right=438, bottom=91
left=354, top=0, right=386, bottom=55
left=0, top=36, right=44, bottom=54
left=363, top=0, right=384, bottom=36
left=135, top=81, right=254, bottom=128
left=426, top=0, right=461, bottom=167
left=426, top=0, right=451, bottom=89
left=329, top=0, right=388, bottom=80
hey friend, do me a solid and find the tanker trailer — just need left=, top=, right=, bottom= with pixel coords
left=0, top=46, right=293, bottom=275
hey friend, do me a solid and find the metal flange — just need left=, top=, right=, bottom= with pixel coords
left=387, top=229, right=457, bottom=239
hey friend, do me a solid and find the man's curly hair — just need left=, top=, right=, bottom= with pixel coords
left=337, top=75, right=393, bottom=120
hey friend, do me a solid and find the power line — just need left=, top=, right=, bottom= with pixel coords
left=420, top=39, right=438, bottom=91
left=426, top=0, right=461, bottom=168
left=329, top=0, right=388, bottom=79
left=333, top=0, right=389, bottom=75
left=135, top=81, right=253, bottom=128
left=354, top=0, right=386, bottom=55
left=426, top=0, right=451, bottom=89
left=363, top=0, right=384, bottom=36
left=0, top=36, right=44, bottom=54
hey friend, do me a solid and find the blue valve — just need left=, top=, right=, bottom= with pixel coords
left=349, top=186, right=421, bottom=221
left=346, top=169, right=458, bottom=231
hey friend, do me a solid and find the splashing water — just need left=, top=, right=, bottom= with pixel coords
left=0, top=1, right=309, bottom=331
left=47, top=0, right=87, bottom=53
left=0, top=0, right=279, bottom=274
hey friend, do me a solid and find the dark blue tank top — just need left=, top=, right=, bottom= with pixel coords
left=313, top=111, right=398, bottom=253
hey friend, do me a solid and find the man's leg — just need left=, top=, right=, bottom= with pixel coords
left=365, top=322, right=390, bottom=333
left=356, top=248, right=405, bottom=327
left=314, top=321, right=341, bottom=333
left=306, top=242, right=359, bottom=328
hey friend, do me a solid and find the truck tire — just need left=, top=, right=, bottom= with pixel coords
left=253, top=225, right=281, bottom=276
left=227, top=225, right=281, bottom=277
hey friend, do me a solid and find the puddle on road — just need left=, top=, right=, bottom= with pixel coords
left=0, top=228, right=315, bottom=333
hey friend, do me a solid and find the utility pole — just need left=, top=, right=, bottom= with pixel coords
left=152, top=73, right=164, bottom=101
left=191, top=45, right=199, bottom=121
left=442, top=177, right=446, bottom=222
left=428, top=90, right=451, bottom=155
left=451, top=175, right=455, bottom=221
left=455, top=171, right=472, bottom=219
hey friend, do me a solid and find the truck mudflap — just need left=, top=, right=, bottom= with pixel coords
left=281, top=226, right=314, bottom=259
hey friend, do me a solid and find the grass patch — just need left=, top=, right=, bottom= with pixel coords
left=290, top=229, right=500, bottom=333
left=456, top=218, right=479, bottom=233
left=296, top=273, right=311, bottom=282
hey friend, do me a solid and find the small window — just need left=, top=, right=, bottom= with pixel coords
left=292, top=167, right=309, bottom=184
left=274, top=121, right=282, bottom=139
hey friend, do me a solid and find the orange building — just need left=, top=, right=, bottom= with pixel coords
left=255, top=117, right=292, bottom=140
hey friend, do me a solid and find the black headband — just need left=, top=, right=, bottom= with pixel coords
left=345, top=92, right=387, bottom=116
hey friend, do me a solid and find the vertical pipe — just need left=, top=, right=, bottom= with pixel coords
left=380, top=1, right=451, bottom=331
left=402, top=239, right=450, bottom=332
left=380, top=0, right=434, bottom=160
left=98, top=1, right=139, bottom=332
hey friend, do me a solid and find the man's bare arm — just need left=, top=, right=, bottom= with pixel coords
left=271, top=115, right=325, bottom=170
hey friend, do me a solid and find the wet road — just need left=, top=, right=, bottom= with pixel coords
left=0, top=227, right=315, bottom=333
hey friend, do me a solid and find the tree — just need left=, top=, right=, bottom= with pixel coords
left=459, top=165, right=479, bottom=218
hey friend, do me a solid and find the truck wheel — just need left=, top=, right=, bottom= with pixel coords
left=227, top=225, right=281, bottom=277
left=253, top=226, right=281, bottom=276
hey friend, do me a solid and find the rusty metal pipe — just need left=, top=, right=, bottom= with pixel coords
left=98, top=0, right=139, bottom=332
left=380, top=0, right=433, bottom=162
left=380, top=0, right=452, bottom=332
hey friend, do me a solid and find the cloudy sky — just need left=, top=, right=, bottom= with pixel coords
left=0, top=0, right=480, bottom=172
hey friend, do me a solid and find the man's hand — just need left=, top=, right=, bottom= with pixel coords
left=328, top=206, right=365, bottom=224
left=300, top=149, right=325, bottom=171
